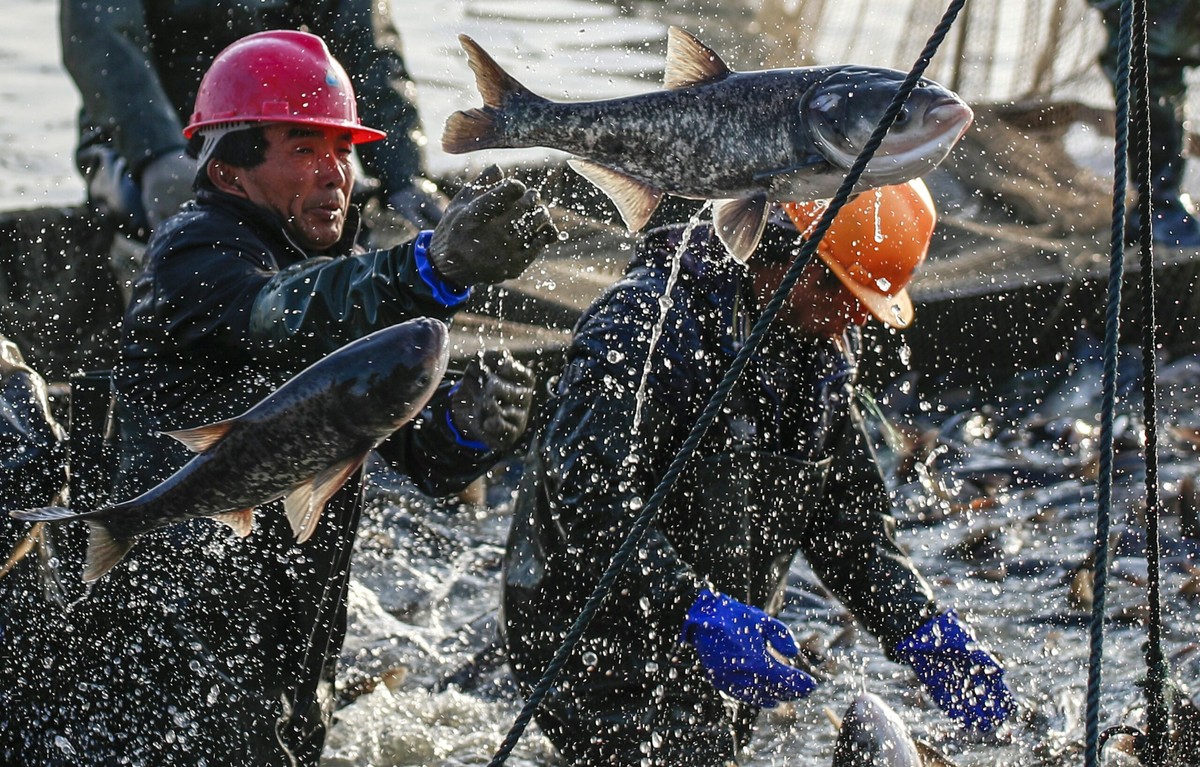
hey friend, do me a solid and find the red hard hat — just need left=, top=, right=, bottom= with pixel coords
left=781, top=180, right=936, bottom=329
left=184, top=30, right=386, bottom=143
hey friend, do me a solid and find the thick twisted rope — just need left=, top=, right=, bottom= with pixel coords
left=1128, top=0, right=1172, bottom=760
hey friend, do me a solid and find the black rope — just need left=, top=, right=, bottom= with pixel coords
left=1083, top=0, right=1133, bottom=760
left=1129, top=0, right=1172, bottom=760
left=485, top=2, right=970, bottom=764
left=1085, top=0, right=1176, bottom=763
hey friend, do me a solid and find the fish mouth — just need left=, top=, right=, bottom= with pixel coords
left=926, top=98, right=974, bottom=139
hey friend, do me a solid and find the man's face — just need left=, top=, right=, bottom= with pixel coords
left=226, top=124, right=355, bottom=250
left=750, top=258, right=870, bottom=340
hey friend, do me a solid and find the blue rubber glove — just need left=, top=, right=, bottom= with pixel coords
left=680, top=589, right=818, bottom=708
left=894, top=609, right=1015, bottom=732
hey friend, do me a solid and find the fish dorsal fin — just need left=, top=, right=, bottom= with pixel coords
left=713, top=194, right=769, bottom=263
left=163, top=420, right=236, bottom=453
left=664, top=27, right=732, bottom=89
left=284, top=453, right=367, bottom=544
left=213, top=508, right=255, bottom=538
left=568, top=159, right=664, bottom=232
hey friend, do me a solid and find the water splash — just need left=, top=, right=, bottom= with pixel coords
left=631, top=201, right=712, bottom=434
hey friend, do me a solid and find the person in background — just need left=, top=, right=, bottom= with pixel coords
left=0, top=30, right=557, bottom=767
left=500, top=181, right=1014, bottom=765
left=1089, top=0, right=1200, bottom=247
left=62, top=0, right=449, bottom=237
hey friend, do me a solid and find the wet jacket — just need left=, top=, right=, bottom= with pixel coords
left=501, top=223, right=937, bottom=757
left=3, top=189, right=493, bottom=767
left=63, top=0, right=427, bottom=195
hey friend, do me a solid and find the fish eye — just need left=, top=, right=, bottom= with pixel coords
left=810, top=92, right=842, bottom=115
left=894, top=107, right=911, bottom=126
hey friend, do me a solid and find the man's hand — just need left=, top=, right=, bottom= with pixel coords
left=681, top=589, right=818, bottom=708
left=140, top=150, right=196, bottom=228
left=427, top=165, right=558, bottom=286
left=387, top=177, right=449, bottom=230
left=894, top=609, right=1014, bottom=733
left=448, top=350, right=536, bottom=452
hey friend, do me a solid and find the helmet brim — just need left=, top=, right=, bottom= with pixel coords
left=184, top=117, right=386, bottom=144
left=819, top=252, right=915, bottom=329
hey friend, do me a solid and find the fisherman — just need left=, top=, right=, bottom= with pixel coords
left=501, top=180, right=1014, bottom=765
left=62, top=0, right=448, bottom=237
left=0, top=30, right=556, bottom=766
left=1088, top=0, right=1200, bottom=248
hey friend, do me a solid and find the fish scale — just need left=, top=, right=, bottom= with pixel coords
left=9, top=317, right=450, bottom=581
left=443, top=27, right=973, bottom=262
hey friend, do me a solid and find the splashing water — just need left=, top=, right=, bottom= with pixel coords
left=631, top=201, right=712, bottom=435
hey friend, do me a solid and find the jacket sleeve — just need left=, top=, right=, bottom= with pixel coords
left=243, top=242, right=469, bottom=366
left=535, top=280, right=708, bottom=632
left=312, top=0, right=426, bottom=194
left=60, top=0, right=186, bottom=176
left=798, top=404, right=938, bottom=656
left=148, top=233, right=466, bottom=369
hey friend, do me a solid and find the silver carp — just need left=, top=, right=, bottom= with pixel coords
left=831, top=692, right=959, bottom=767
left=442, top=27, right=973, bottom=262
left=10, top=318, right=449, bottom=581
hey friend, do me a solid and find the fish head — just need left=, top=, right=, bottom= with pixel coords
left=350, top=318, right=450, bottom=428
left=832, top=693, right=924, bottom=767
left=802, top=67, right=973, bottom=188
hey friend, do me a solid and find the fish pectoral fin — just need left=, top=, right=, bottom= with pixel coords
left=284, top=454, right=367, bottom=544
left=713, top=194, right=769, bottom=263
left=663, top=27, right=733, bottom=88
left=83, top=521, right=134, bottom=582
left=568, top=159, right=663, bottom=232
left=213, top=508, right=255, bottom=538
left=8, top=505, right=79, bottom=523
left=163, top=419, right=236, bottom=453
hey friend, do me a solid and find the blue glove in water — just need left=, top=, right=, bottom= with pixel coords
left=680, top=589, right=818, bottom=708
left=894, top=609, right=1014, bottom=733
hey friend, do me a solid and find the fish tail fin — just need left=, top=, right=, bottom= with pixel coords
left=8, top=505, right=80, bottom=523
left=443, top=34, right=542, bottom=154
left=82, top=521, right=134, bottom=582
left=443, top=108, right=504, bottom=154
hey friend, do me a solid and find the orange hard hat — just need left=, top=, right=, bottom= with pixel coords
left=780, top=179, right=936, bottom=329
left=184, top=30, right=386, bottom=143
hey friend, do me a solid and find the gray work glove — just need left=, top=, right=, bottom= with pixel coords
left=140, top=150, right=196, bottom=228
left=427, top=165, right=558, bottom=286
left=387, top=177, right=450, bottom=229
left=449, top=350, right=536, bottom=452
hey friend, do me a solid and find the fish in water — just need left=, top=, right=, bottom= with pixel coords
left=442, top=27, right=974, bottom=261
left=9, top=318, right=449, bottom=581
left=830, top=693, right=958, bottom=767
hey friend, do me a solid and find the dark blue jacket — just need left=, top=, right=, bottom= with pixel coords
left=502, top=222, right=937, bottom=708
left=2, top=189, right=491, bottom=767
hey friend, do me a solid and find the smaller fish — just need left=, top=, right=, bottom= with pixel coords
left=829, top=693, right=958, bottom=767
left=10, top=318, right=449, bottom=581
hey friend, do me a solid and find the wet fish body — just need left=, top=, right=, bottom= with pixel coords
left=831, top=692, right=958, bottom=766
left=443, top=27, right=974, bottom=260
left=10, top=318, right=449, bottom=581
left=832, top=693, right=922, bottom=767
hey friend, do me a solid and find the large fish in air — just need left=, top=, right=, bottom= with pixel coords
left=10, top=318, right=449, bottom=581
left=442, top=27, right=974, bottom=262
